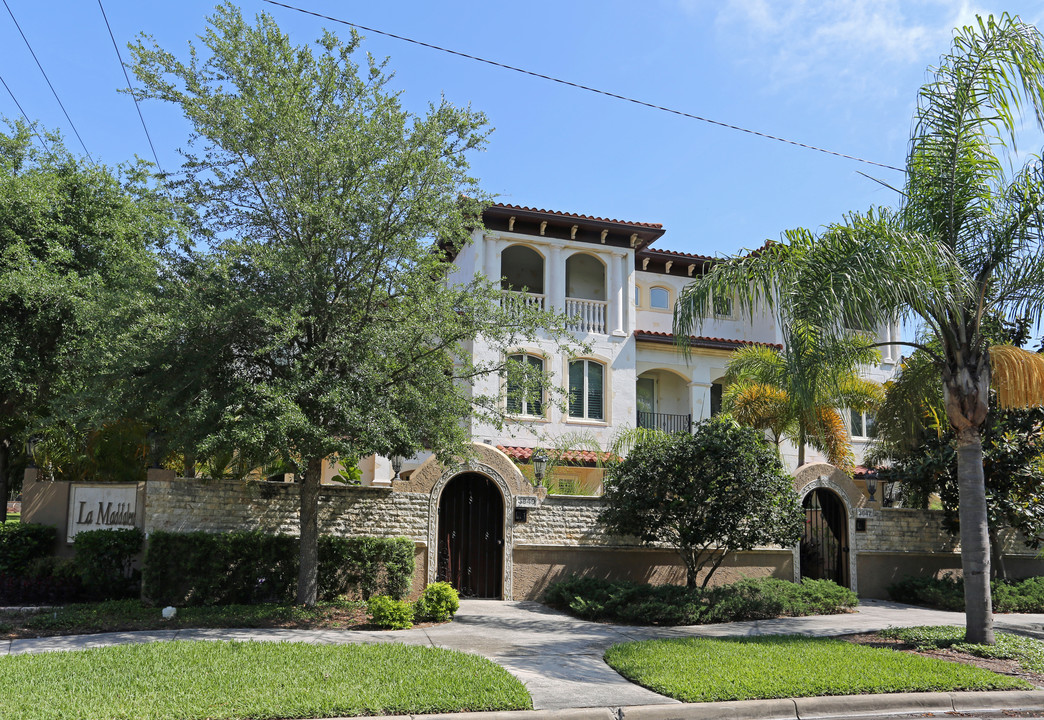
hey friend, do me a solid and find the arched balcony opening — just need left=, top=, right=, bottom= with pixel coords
left=501, top=244, right=545, bottom=313
left=636, top=369, right=692, bottom=433
left=565, top=253, right=606, bottom=334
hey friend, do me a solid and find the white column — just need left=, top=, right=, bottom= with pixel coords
left=622, top=253, right=634, bottom=334
left=484, top=235, right=502, bottom=286
left=549, top=246, right=565, bottom=312
left=473, top=230, right=486, bottom=279
left=689, top=381, right=712, bottom=421
left=609, top=253, right=625, bottom=336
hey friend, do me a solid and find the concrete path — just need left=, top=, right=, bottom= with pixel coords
left=5, top=599, right=1044, bottom=713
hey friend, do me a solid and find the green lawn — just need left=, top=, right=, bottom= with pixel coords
left=1, top=599, right=369, bottom=637
left=0, top=640, right=532, bottom=720
left=604, top=635, right=1031, bottom=703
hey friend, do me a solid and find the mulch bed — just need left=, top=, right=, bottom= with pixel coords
left=842, top=632, right=1044, bottom=688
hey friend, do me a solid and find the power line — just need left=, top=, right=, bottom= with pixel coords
left=96, top=0, right=164, bottom=174
left=0, top=70, right=50, bottom=151
left=261, top=0, right=904, bottom=174
left=2, top=0, right=92, bottom=160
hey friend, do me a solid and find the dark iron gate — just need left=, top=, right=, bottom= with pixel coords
left=800, top=488, right=849, bottom=587
left=436, top=473, right=504, bottom=598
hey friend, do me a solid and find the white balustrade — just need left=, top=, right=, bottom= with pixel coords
left=565, top=297, right=607, bottom=334
left=503, top=291, right=546, bottom=315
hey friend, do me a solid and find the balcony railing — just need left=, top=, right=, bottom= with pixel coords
left=503, top=290, right=546, bottom=314
left=566, top=297, right=607, bottom=334
left=637, top=411, right=692, bottom=434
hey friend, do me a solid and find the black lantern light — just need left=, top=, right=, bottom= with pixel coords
left=146, top=428, right=163, bottom=469
left=531, top=450, right=548, bottom=487
left=865, top=473, right=878, bottom=502
left=391, top=455, right=404, bottom=482
left=25, top=436, right=41, bottom=469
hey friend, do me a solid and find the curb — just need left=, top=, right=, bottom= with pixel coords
left=352, top=690, right=1044, bottom=720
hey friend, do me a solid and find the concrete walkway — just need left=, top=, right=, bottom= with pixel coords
left=5, top=599, right=1044, bottom=715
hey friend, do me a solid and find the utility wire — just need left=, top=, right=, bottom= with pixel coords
left=262, top=0, right=904, bottom=173
left=0, top=70, right=49, bottom=151
left=96, top=0, right=164, bottom=174
left=2, top=0, right=92, bottom=160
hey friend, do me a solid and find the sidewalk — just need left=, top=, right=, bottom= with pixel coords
left=5, top=599, right=1044, bottom=717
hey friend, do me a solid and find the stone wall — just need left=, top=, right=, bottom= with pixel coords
left=144, top=477, right=430, bottom=540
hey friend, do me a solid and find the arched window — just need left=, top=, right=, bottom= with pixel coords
left=568, top=359, right=605, bottom=420
left=501, top=245, right=544, bottom=294
left=650, top=286, right=670, bottom=310
left=506, top=354, right=544, bottom=417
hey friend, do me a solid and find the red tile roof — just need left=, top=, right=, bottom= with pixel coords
left=497, top=445, right=611, bottom=465
left=490, top=202, right=663, bottom=229
left=634, top=330, right=783, bottom=351
left=637, top=247, right=716, bottom=262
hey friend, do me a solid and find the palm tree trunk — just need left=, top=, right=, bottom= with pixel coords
left=296, top=456, right=323, bottom=605
left=955, top=425, right=994, bottom=644
left=797, top=426, right=806, bottom=466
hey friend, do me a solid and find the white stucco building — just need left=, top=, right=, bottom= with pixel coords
left=360, top=201, right=900, bottom=486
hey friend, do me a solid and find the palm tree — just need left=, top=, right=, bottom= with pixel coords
left=675, top=14, right=1044, bottom=644
left=722, top=327, right=882, bottom=473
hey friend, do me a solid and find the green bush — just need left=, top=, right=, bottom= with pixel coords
left=544, top=576, right=856, bottom=625
left=368, top=595, right=413, bottom=629
left=889, top=574, right=1044, bottom=613
left=144, top=531, right=415, bottom=606
left=0, top=523, right=56, bottom=575
left=74, top=528, right=144, bottom=599
left=414, top=582, right=460, bottom=622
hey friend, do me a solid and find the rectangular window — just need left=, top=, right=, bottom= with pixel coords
left=568, top=359, right=605, bottom=421
left=650, top=287, right=669, bottom=309
left=850, top=409, right=874, bottom=438
left=507, top=354, right=544, bottom=417
left=713, top=294, right=733, bottom=319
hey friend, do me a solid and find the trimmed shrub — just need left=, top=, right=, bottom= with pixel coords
left=414, top=582, right=460, bottom=622
left=143, top=531, right=415, bottom=606
left=74, top=528, right=144, bottom=600
left=368, top=595, right=413, bottom=629
left=0, top=523, right=56, bottom=576
left=543, top=575, right=856, bottom=625
left=0, top=556, right=83, bottom=605
left=889, top=574, right=1044, bottom=613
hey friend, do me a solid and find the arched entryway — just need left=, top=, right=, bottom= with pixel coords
left=800, top=488, right=850, bottom=587
left=436, top=473, right=505, bottom=598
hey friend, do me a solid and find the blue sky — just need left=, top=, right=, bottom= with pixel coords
left=2, top=0, right=1043, bottom=259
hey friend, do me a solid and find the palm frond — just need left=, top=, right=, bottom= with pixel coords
left=990, top=345, right=1044, bottom=409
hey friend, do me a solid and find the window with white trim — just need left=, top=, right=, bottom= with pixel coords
left=506, top=354, right=544, bottom=417
left=568, top=359, right=605, bottom=421
left=713, top=294, right=734, bottom=319
left=650, top=286, right=670, bottom=310
left=849, top=409, right=875, bottom=439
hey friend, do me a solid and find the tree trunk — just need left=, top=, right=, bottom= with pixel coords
left=797, top=426, right=806, bottom=467
left=956, top=425, right=994, bottom=644
left=0, top=438, right=9, bottom=524
left=296, top=456, right=323, bottom=605
left=183, top=453, right=196, bottom=479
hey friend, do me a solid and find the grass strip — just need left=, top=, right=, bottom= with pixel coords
left=605, top=635, right=1031, bottom=703
left=0, top=640, right=532, bottom=720
left=881, top=625, right=1044, bottom=673
left=0, top=599, right=368, bottom=637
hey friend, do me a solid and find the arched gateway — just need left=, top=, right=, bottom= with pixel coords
left=792, top=463, right=863, bottom=593
left=401, top=442, right=540, bottom=600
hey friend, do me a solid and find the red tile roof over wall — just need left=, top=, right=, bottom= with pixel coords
left=497, top=445, right=610, bottom=465
left=634, top=330, right=783, bottom=351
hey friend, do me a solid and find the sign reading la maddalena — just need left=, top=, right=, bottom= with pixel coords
left=67, top=485, right=139, bottom=542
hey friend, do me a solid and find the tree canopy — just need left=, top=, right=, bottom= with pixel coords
left=599, top=417, right=803, bottom=588
left=128, top=4, right=568, bottom=603
left=0, top=124, right=179, bottom=520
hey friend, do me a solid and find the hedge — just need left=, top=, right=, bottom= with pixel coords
left=544, top=576, right=858, bottom=625
left=73, top=527, right=144, bottom=600
left=888, top=574, right=1044, bottom=613
left=144, top=531, right=415, bottom=606
left=0, top=523, right=55, bottom=576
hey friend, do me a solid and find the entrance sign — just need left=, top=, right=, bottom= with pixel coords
left=67, top=485, right=139, bottom=542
